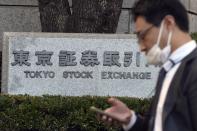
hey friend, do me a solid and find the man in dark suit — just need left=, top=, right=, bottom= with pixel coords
left=98, top=0, right=197, bottom=131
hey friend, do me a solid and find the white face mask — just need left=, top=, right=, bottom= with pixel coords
left=146, top=21, right=173, bottom=65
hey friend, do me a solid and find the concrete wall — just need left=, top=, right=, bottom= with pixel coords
left=0, top=0, right=196, bottom=50
left=0, top=0, right=41, bottom=51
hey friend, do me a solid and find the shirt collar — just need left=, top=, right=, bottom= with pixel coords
left=163, top=40, right=197, bottom=72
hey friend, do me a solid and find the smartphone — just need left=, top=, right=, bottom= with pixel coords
left=90, top=106, right=124, bottom=122
left=90, top=106, right=109, bottom=115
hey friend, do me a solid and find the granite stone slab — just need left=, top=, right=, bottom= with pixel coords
left=122, top=0, right=136, bottom=8
left=0, top=6, right=41, bottom=51
left=189, top=14, right=197, bottom=33
left=0, top=0, right=38, bottom=6
left=190, top=0, right=197, bottom=14
left=117, top=10, right=130, bottom=33
left=2, top=33, right=160, bottom=98
left=179, top=0, right=189, bottom=10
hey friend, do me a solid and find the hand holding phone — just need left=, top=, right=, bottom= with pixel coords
left=90, top=106, right=113, bottom=116
left=90, top=106, right=127, bottom=123
left=90, top=106, right=132, bottom=124
left=90, top=98, right=132, bottom=125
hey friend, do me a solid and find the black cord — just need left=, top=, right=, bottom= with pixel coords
left=187, top=10, right=197, bottom=16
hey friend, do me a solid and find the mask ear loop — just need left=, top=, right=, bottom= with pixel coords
left=167, top=31, right=172, bottom=46
left=156, top=21, right=164, bottom=46
left=160, top=31, right=172, bottom=63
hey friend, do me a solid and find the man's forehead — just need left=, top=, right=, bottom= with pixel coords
left=134, top=16, right=151, bottom=31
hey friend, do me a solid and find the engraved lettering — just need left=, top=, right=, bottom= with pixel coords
left=11, top=50, right=31, bottom=66
left=24, top=71, right=55, bottom=78
left=63, top=71, right=93, bottom=79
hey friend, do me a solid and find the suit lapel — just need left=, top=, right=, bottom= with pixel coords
left=162, top=48, right=197, bottom=125
left=162, top=63, right=184, bottom=124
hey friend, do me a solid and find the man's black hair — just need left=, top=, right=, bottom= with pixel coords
left=132, top=0, right=189, bottom=32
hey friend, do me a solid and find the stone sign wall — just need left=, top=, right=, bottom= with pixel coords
left=2, top=33, right=160, bottom=98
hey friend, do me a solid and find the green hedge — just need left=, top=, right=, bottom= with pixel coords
left=191, top=33, right=197, bottom=41
left=0, top=95, right=150, bottom=131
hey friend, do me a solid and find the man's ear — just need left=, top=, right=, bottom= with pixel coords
left=163, top=15, right=176, bottom=31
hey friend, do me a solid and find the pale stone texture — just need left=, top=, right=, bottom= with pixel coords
left=2, top=33, right=160, bottom=98
left=68, top=0, right=72, bottom=6
left=189, top=14, right=197, bottom=33
left=180, top=0, right=189, bottom=9
left=122, top=0, right=136, bottom=8
left=195, top=16, right=197, bottom=32
left=0, top=0, right=38, bottom=5
left=0, top=6, right=41, bottom=51
left=189, top=0, right=197, bottom=13
left=117, top=10, right=130, bottom=33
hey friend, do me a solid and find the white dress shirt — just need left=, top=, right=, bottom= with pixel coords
left=123, top=40, right=197, bottom=131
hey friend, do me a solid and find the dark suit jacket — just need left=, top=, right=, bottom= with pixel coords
left=127, top=48, right=197, bottom=131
